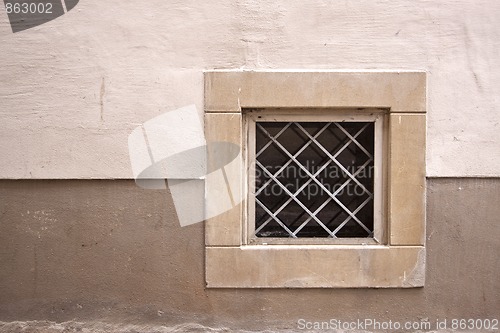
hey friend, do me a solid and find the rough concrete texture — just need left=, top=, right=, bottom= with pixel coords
left=2, top=321, right=495, bottom=333
left=1, top=1, right=500, bottom=178
left=0, top=321, right=232, bottom=333
left=0, top=178, right=499, bottom=331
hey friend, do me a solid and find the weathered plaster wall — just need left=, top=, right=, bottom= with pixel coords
left=1, top=0, right=499, bottom=178
left=0, top=179, right=499, bottom=330
left=1, top=1, right=499, bottom=331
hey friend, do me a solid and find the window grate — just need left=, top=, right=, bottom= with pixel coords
left=255, top=121, right=375, bottom=238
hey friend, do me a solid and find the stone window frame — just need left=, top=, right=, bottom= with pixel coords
left=204, top=70, right=426, bottom=288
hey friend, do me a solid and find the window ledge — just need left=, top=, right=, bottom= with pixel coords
left=206, top=245, right=425, bottom=288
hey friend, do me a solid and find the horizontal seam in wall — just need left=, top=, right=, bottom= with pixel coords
left=425, top=176, right=500, bottom=179
left=1, top=177, right=500, bottom=180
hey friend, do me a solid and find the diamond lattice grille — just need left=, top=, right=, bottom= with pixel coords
left=255, top=121, right=375, bottom=238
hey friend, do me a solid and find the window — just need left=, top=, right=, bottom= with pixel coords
left=247, top=110, right=384, bottom=244
left=204, top=71, right=426, bottom=288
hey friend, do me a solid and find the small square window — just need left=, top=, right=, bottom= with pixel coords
left=246, top=110, right=385, bottom=245
left=204, top=71, right=426, bottom=288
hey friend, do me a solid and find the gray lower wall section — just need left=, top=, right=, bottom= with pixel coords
left=0, top=179, right=499, bottom=330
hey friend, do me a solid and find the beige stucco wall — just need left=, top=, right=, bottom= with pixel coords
left=1, top=0, right=500, bottom=178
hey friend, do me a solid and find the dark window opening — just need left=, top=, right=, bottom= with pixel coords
left=255, top=121, right=375, bottom=238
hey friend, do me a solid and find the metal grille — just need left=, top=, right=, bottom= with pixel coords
left=255, top=121, right=375, bottom=238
